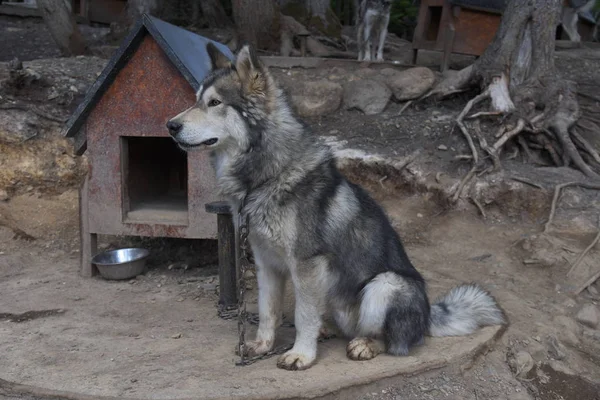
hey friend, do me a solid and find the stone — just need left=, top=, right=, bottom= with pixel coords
left=0, top=189, right=8, bottom=201
left=290, top=80, right=343, bottom=117
left=576, top=304, right=599, bottom=328
left=547, top=336, right=567, bottom=360
left=343, top=79, right=391, bottom=115
left=526, top=340, right=547, bottom=361
left=437, top=144, right=448, bottom=151
left=381, top=67, right=436, bottom=101
left=509, top=351, right=534, bottom=377
left=552, top=315, right=581, bottom=345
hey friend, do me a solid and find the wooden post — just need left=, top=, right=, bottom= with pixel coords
left=206, top=201, right=238, bottom=307
left=79, top=175, right=98, bottom=277
left=298, top=33, right=310, bottom=57
left=441, top=6, right=459, bottom=72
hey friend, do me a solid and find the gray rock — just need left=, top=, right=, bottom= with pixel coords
left=509, top=350, right=534, bottom=377
left=381, top=67, right=436, bottom=101
left=553, top=315, right=581, bottom=345
left=343, top=79, right=391, bottom=115
left=290, top=80, right=343, bottom=117
left=547, top=335, right=567, bottom=360
left=0, top=189, right=8, bottom=202
left=576, top=304, right=599, bottom=328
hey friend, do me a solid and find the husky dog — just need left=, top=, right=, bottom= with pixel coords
left=357, top=0, right=392, bottom=61
left=561, top=0, right=596, bottom=43
left=167, top=43, right=505, bottom=371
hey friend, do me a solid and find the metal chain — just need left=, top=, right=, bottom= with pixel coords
left=216, top=201, right=333, bottom=367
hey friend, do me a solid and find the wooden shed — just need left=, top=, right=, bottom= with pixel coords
left=411, top=0, right=506, bottom=71
left=63, top=15, right=233, bottom=277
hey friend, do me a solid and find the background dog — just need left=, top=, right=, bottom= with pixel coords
left=561, top=0, right=596, bottom=43
left=357, top=0, right=392, bottom=61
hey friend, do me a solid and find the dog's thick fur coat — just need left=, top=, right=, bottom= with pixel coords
left=167, top=43, right=505, bottom=370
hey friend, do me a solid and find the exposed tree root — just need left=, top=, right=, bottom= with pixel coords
left=492, top=119, right=525, bottom=153
left=469, top=196, right=487, bottom=219
left=510, top=176, right=544, bottom=189
left=567, top=216, right=600, bottom=277
left=455, top=90, right=489, bottom=165
left=572, top=129, right=600, bottom=165
left=543, top=182, right=600, bottom=233
left=428, top=0, right=600, bottom=205
left=575, top=268, right=600, bottom=295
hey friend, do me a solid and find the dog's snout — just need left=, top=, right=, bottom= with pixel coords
left=166, top=120, right=182, bottom=136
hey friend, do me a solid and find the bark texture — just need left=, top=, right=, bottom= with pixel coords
left=199, top=0, right=233, bottom=28
left=280, top=0, right=341, bottom=37
left=232, top=0, right=281, bottom=50
left=37, top=0, right=86, bottom=56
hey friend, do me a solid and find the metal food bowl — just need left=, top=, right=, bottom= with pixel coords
left=91, top=248, right=150, bottom=280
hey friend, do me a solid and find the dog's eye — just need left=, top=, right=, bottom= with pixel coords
left=208, top=99, right=221, bottom=107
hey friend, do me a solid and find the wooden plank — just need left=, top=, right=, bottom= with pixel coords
left=0, top=4, right=40, bottom=17
left=79, top=175, right=98, bottom=278
left=217, top=213, right=237, bottom=306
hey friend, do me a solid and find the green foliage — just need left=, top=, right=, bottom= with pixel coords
left=388, top=0, right=418, bottom=40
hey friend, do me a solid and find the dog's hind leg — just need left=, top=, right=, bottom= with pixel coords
left=277, top=256, right=328, bottom=370
left=346, top=272, right=397, bottom=361
left=348, top=272, right=428, bottom=360
left=357, top=22, right=365, bottom=60
left=363, top=11, right=375, bottom=61
left=242, top=248, right=287, bottom=357
left=562, top=7, right=581, bottom=43
left=376, top=14, right=390, bottom=61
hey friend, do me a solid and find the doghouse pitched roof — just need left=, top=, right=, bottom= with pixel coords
left=63, top=14, right=233, bottom=154
left=449, top=0, right=506, bottom=13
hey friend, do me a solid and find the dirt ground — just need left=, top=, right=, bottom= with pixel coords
left=2, top=187, right=600, bottom=400
left=1, top=13, right=600, bottom=400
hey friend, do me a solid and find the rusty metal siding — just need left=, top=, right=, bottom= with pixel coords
left=86, top=35, right=219, bottom=239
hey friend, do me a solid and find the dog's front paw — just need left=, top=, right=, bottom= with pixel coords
left=277, top=351, right=315, bottom=371
left=346, top=337, right=382, bottom=361
left=235, top=340, right=273, bottom=357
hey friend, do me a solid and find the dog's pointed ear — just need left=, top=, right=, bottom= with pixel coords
left=206, top=42, right=231, bottom=70
left=235, top=44, right=267, bottom=95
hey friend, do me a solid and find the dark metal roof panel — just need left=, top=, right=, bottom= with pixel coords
left=449, top=0, right=507, bottom=12
left=145, top=15, right=234, bottom=91
left=580, top=10, right=596, bottom=24
left=62, top=14, right=234, bottom=144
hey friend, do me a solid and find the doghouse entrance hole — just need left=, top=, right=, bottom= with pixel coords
left=121, top=137, right=188, bottom=225
left=425, top=6, right=443, bottom=41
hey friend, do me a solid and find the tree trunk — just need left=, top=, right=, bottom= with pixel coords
left=279, top=0, right=341, bottom=37
left=36, top=0, right=86, bottom=56
left=432, top=0, right=600, bottom=182
left=232, top=0, right=280, bottom=50
left=200, top=0, right=233, bottom=28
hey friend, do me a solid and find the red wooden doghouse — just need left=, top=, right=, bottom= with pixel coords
left=63, top=15, right=238, bottom=304
left=412, top=0, right=505, bottom=72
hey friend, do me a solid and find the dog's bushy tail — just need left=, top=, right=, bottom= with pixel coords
left=428, top=284, right=505, bottom=337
